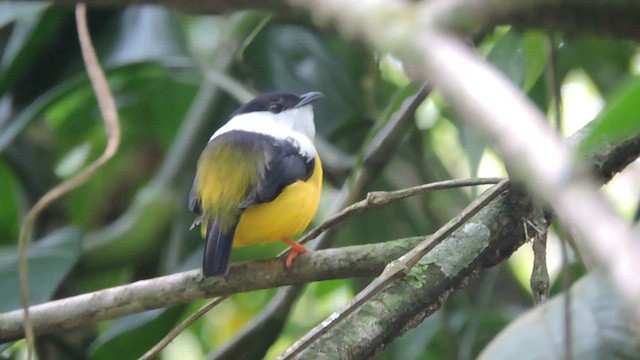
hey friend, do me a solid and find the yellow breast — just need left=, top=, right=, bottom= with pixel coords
left=233, top=155, right=323, bottom=246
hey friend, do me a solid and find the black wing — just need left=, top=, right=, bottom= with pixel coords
left=241, top=137, right=315, bottom=208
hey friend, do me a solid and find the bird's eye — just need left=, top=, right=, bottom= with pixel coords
left=269, top=103, right=283, bottom=114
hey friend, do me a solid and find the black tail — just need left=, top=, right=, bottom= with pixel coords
left=202, top=219, right=238, bottom=277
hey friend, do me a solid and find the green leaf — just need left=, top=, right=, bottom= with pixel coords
left=521, top=31, right=548, bottom=92
left=486, top=29, right=547, bottom=93
left=0, top=160, right=21, bottom=245
left=81, top=186, right=178, bottom=269
left=486, top=30, right=527, bottom=89
left=580, top=76, right=640, bottom=154
left=458, top=126, right=485, bottom=178
left=469, top=30, right=546, bottom=176
left=0, top=6, right=66, bottom=95
left=0, top=227, right=82, bottom=312
left=0, top=63, right=158, bottom=154
left=557, top=37, right=636, bottom=95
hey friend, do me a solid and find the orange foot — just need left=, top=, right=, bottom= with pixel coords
left=282, top=237, right=308, bottom=268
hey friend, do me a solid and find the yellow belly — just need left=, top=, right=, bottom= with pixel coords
left=233, top=156, right=322, bottom=246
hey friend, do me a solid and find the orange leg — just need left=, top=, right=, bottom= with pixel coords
left=282, top=237, right=308, bottom=268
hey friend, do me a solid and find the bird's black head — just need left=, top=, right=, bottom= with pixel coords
left=231, top=91, right=324, bottom=117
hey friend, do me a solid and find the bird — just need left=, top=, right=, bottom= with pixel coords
left=189, top=91, right=324, bottom=277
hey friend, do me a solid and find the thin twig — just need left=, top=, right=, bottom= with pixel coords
left=338, top=85, right=431, bottom=210
left=559, top=228, right=574, bottom=360
left=279, top=179, right=510, bottom=359
left=528, top=211, right=550, bottom=304
left=288, top=177, right=504, bottom=251
left=401, top=180, right=510, bottom=267
left=545, top=31, right=573, bottom=360
left=547, top=37, right=573, bottom=360
left=139, top=297, right=228, bottom=360
left=17, top=4, right=121, bottom=358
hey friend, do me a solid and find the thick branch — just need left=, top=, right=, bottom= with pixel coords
left=405, top=31, right=640, bottom=311
left=45, top=1, right=640, bottom=40
left=483, top=1, right=640, bottom=40
left=280, top=97, right=640, bottom=360
left=51, top=0, right=287, bottom=13
left=417, top=0, right=640, bottom=40
left=288, top=186, right=531, bottom=359
left=0, top=237, right=422, bottom=343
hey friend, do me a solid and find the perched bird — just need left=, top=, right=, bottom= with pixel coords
left=189, top=91, right=324, bottom=277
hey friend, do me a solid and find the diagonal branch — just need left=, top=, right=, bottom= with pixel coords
left=279, top=180, right=510, bottom=359
left=410, top=31, right=640, bottom=316
left=296, top=177, right=504, bottom=247
left=282, top=185, right=531, bottom=360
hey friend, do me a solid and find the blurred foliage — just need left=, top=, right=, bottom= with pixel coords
left=479, top=271, right=640, bottom=360
left=580, top=76, right=640, bottom=155
left=0, top=227, right=80, bottom=312
left=0, top=2, right=639, bottom=360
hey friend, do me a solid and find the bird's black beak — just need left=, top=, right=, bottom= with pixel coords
left=295, top=91, right=324, bottom=108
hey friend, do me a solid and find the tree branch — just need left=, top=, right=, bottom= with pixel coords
left=279, top=180, right=511, bottom=359
left=51, top=0, right=287, bottom=13
left=408, top=31, right=640, bottom=315
left=296, top=177, right=504, bottom=247
left=408, top=0, right=640, bottom=40
left=45, top=1, right=640, bottom=40
left=0, top=236, right=423, bottom=343
left=282, top=188, right=532, bottom=359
